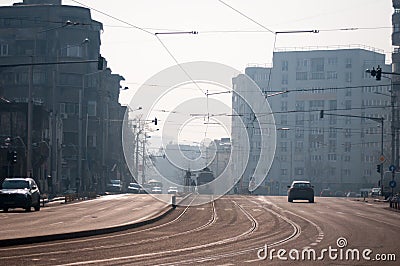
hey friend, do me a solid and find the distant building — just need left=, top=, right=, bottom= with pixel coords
left=233, top=47, right=391, bottom=194
left=0, top=0, right=127, bottom=193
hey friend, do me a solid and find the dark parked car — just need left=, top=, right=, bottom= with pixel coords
left=287, top=181, right=314, bottom=203
left=127, top=183, right=142, bottom=194
left=0, top=178, right=41, bottom=212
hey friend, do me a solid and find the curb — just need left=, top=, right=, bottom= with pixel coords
left=0, top=204, right=175, bottom=247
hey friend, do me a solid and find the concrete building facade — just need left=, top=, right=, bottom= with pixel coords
left=0, top=0, right=128, bottom=193
left=233, top=46, right=392, bottom=195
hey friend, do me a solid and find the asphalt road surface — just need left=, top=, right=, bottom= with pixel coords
left=0, top=195, right=398, bottom=265
left=0, top=194, right=171, bottom=240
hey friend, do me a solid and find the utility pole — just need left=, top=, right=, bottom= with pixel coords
left=142, top=132, right=146, bottom=185
left=135, top=121, right=140, bottom=183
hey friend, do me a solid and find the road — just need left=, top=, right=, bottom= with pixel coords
left=0, top=195, right=398, bottom=265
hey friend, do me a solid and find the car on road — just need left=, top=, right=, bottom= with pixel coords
left=370, top=187, right=381, bottom=197
left=287, top=181, right=314, bottom=203
left=167, top=186, right=178, bottom=194
left=127, top=183, right=142, bottom=194
left=106, top=179, right=122, bottom=194
left=346, top=192, right=358, bottom=198
left=334, top=191, right=345, bottom=197
left=151, top=186, right=162, bottom=194
left=320, top=188, right=333, bottom=197
left=0, top=178, right=41, bottom=212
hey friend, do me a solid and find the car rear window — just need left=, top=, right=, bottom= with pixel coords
left=293, top=183, right=311, bottom=188
left=2, top=180, right=30, bottom=189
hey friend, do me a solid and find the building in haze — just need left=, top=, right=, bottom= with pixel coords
left=232, top=46, right=391, bottom=195
left=0, top=0, right=128, bottom=193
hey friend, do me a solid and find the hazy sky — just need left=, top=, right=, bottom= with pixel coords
left=0, top=0, right=395, bottom=145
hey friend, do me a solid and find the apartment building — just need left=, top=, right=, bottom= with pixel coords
left=233, top=46, right=391, bottom=194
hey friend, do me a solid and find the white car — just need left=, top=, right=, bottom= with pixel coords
left=151, top=187, right=162, bottom=194
left=167, top=186, right=178, bottom=194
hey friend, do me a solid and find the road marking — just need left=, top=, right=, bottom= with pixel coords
left=336, top=211, right=345, bottom=215
left=50, top=222, right=64, bottom=226
left=196, top=208, right=205, bottom=210
left=252, top=209, right=261, bottom=212
left=245, top=258, right=264, bottom=263
left=224, top=208, right=232, bottom=211
left=310, top=242, right=318, bottom=246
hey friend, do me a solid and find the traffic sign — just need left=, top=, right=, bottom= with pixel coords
left=389, top=165, right=396, bottom=173
left=389, top=180, right=397, bottom=188
left=379, top=155, right=386, bottom=163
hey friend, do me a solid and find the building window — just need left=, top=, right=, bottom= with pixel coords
left=281, top=101, right=288, bottom=111
left=87, top=134, right=97, bottom=147
left=65, top=103, right=78, bottom=115
left=345, top=58, right=352, bottom=68
left=295, top=113, right=304, bottom=125
left=329, top=128, right=337, bottom=138
left=281, top=73, right=288, bottom=85
left=310, top=72, right=325, bottom=80
left=295, top=128, right=304, bottom=139
left=280, top=142, right=288, bottom=152
left=60, top=73, right=81, bottom=86
left=33, top=71, right=46, bottom=85
left=0, top=43, right=9, bottom=56
left=344, top=129, right=352, bottom=138
left=345, top=72, right=352, bottom=82
left=88, top=101, right=97, bottom=116
left=295, top=101, right=305, bottom=111
left=311, top=58, right=324, bottom=72
left=295, top=168, right=304, bottom=175
left=282, top=60, right=288, bottom=71
left=296, top=72, right=308, bottom=80
left=328, top=57, right=338, bottom=65
left=329, top=100, right=337, bottom=109
left=344, top=100, right=352, bottom=110
left=344, top=142, right=351, bottom=152
left=280, top=130, right=288, bottom=139
left=61, top=44, right=84, bottom=57
left=280, top=169, right=288, bottom=176
left=327, top=71, right=337, bottom=79
left=16, top=72, right=28, bottom=85
left=328, top=154, right=337, bottom=161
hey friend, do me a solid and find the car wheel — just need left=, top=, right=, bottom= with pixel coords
left=288, top=198, right=293, bottom=202
left=309, top=198, right=314, bottom=203
left=3, top=208, right=8, bottom=212
left=25, top=207, right=31, bottom=212
left=34, top=200, right=41, bottom=211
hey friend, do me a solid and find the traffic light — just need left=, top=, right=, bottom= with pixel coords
left=320, top=110, right=324, bottom=118
left=376, top=164, right=381, bottom=173
left=370, top=67, right=376, bottom=77
left=376, top=66, right=382, bottom=81
left=11, top=150, right=17, bottom=164
left=97, top=55, right=104, bottom=70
